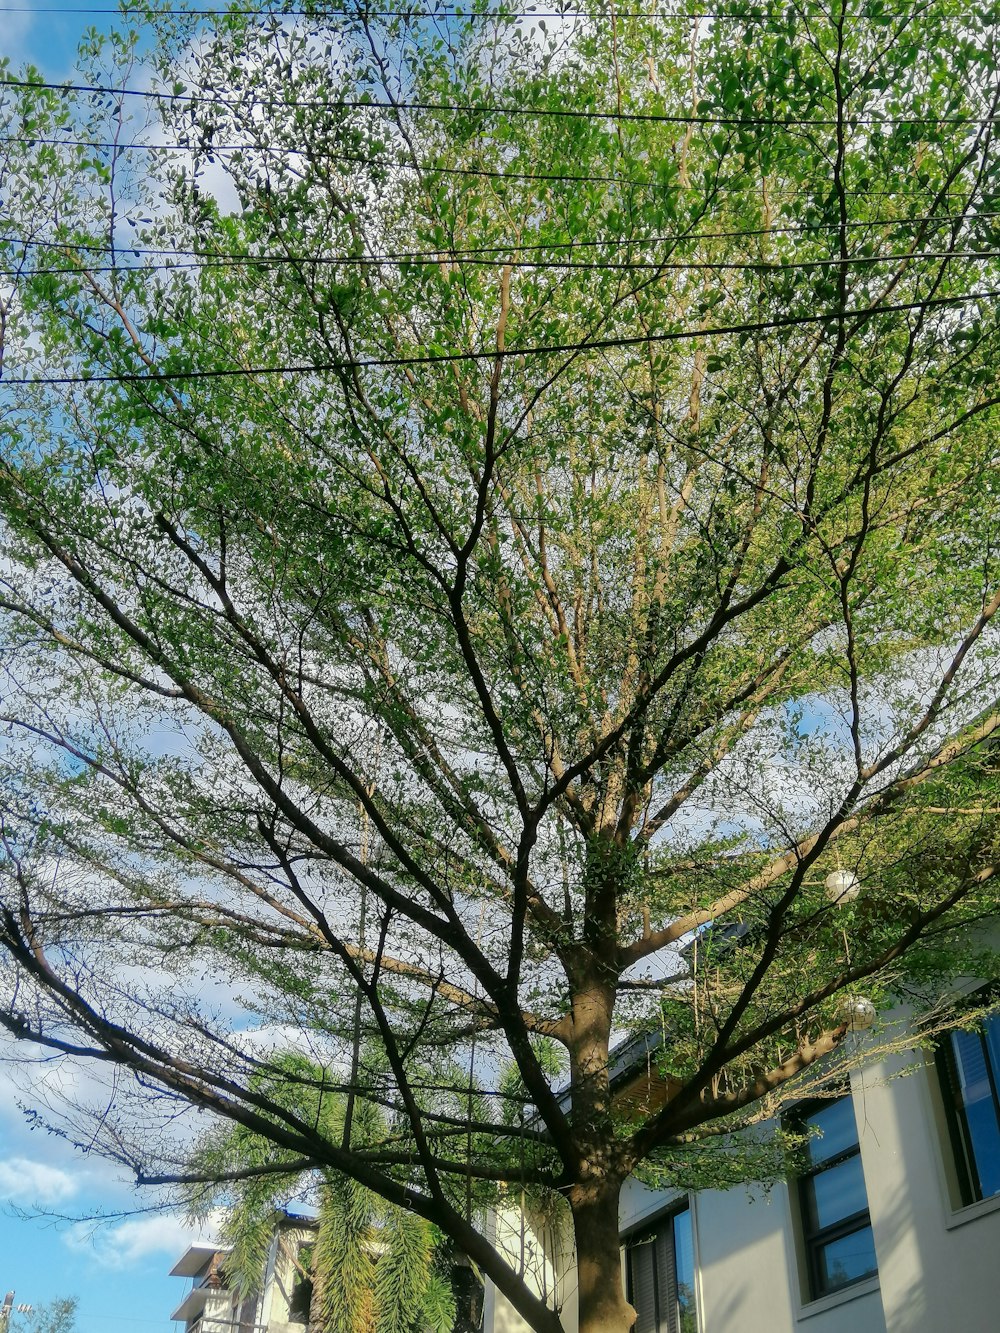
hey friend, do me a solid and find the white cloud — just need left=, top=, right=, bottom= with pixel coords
left=0, top=1157, right=78, bottom=1206
left=65, top=1211, right=220, bottom=1270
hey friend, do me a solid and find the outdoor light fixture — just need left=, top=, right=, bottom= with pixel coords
left=824, top=868, right=862, bottom=904
left=836, top=995, right=876, bottom=1031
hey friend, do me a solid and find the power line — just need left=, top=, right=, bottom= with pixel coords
left=3, top=247, right=997, bottom=278
left=2, top=286, right=996, bottom=386
left=0, top=3, right=980, bottom=20
left=4, top=136, right=992, bottom=213
left=2, top=135, right=650, bottom=186
left=2, top=133, right=993, bottom=204
left=3, top=207, right=995, bottom=263
left=2, top=73, right=997, bottom=127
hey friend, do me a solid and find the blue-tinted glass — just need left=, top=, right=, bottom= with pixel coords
left=952, top=1029, right=991, bottom=1101
left=803, top=1153, right=868, bottom=1230
left=817, top=1224, right=877, bottom=1294
left=805, top=1098, right=858, bottom=1165
left=984, top=1014, right=1000, bottom=1100
left=952, top=1026, right=1000, bottom=1199
left=672, top=1207, right=697, bottom=1333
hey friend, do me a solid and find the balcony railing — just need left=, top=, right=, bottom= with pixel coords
left=186, top=1317, right=272, bottom=1333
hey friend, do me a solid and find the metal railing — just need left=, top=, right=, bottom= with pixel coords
left=186, top=1317, right=273, bottom=1333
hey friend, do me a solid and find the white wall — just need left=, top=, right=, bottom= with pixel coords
left=854, top=1048, right=1000, bottom=1333
left=257, top=1223, right=312, bottom=1333
left=484, top=1195, right=577, bottom=1333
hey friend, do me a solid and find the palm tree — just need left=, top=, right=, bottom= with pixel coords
left=184, top=1055, right=456, bottom=1333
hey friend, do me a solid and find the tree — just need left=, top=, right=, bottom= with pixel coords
left=187, top=1054, right=456, bottom=1333
left=1, top=4, right=1000, bottom=1333
left=9, top=1299, right=78, bottom=1333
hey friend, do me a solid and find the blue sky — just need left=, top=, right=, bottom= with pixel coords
left=4, top=1, right=99, bottom=78
left=1, top=14, right=219, bottom=1331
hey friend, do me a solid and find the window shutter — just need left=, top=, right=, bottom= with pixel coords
left=654, top=1226, right=678, bottom=1333
left=626, top=1208, right=695, bottom=1333
left=953, top=1029, right=990, bottom=1100
left=627, top=1236, right=659, bottom=1333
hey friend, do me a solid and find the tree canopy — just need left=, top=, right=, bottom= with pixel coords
left=8, top=1298, right=78, bottom=1333
left=1, top=4, right=1000, bottom=1332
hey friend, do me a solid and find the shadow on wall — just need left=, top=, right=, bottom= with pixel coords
left=488, top=1199, right=575, bottom=1333
left=869, top=1190, right=928, bottom=1333
left=691, top=1279, right=753, bottom=1333
left=856, top=1059, right=933, bottom=1333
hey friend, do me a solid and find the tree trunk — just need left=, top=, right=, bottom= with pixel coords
left=564, top=886, right=632, bottom=1333
left=570, top=1178, right=635, bottom=1333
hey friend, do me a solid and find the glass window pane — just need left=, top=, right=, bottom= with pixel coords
left=804, top=1154, right=868, bottom=1231
left=672, top=1208, right=697, bottom=1333
left=952, top=1028, right=1000, bottom=1200
left=984, top=1014, right=1000, bottom=1100
left=817, top=1225, right=877, bottom=1294
left=652, top=1227, right=676, bottom=1330
left=805, top=1098, right=858, bottom=1165
left=628, top=1209, right=698, bottom=1333
left=965, top=1099, right=1000, bottom=1199
left=952, top=1029, right=991, bottom=1101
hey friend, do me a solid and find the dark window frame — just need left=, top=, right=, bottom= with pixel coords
left=288, top=1241, right=314, bottom=1323
left=935, top=1004, right=1000, bottom=1207
left=789, top=1095, right=878, bottom=1301
left=623, top=1201, right=697, bottom=1333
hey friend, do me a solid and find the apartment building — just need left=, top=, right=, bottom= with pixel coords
left=169, top=1214, right=316, bottom=1333
left=485, top=1007, right=1000, bottom=1333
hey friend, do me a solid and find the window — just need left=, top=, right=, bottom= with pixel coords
left=289, top=1242, right=314, bottom=1323
left=792, top=1096, right=877, bottom=1300
left=624, top=1204, right=697, bottom=1333
left=936, top=1009, right=1000, bottom=1205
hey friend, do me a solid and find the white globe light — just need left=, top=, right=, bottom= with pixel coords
left=824, top=869, right=861, bottom=904
left=836, top=995, right=876, bottom=1031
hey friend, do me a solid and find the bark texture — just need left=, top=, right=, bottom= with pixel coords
left=571, top=1181, right=635, bottom=1333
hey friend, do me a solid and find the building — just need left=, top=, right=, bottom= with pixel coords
left=485, top=1004, right=1000, bottom=1333
left=170, top=1215, right=316, bottom=1333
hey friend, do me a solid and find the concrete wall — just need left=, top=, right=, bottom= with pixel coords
left=196, top=1290, right=244, bottom=1333
left=484, top=1195, right=577, bottom=1333
left=257, top=1224, right=313, bottom=1333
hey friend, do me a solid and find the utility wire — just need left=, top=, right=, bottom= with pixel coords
left=2, top=133, right=992, bottom=203
left=0, top=3, right=980, bottom=18
left=4, top=135, right=992, bottom=216
left=2, top=247, right=998, bottom=278
left=3, top=286, right=996, bottom=385
left=3, top=207, right=996, bottom=264
left=2, top=73, right=998, bottom=127
left=1, top=135, right=661, bottom=186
